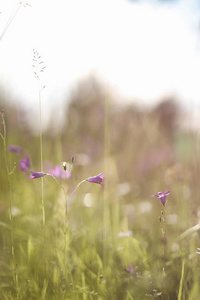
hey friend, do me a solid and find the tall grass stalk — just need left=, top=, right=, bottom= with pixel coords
left=162, top=207, right=166, bottom=271
left=126, top=290, right=134, bottom=300
left=63, top=171, right=68, bottom=260
left=38, top=76, right=47, bottom=280
left=160, top=207, right=167, bottom=300
left=38, top=76, right=45, bottom=225
left=103, top=87, right=111, bottom=268
left=178, top=259, right=185, bottom=300
left=33, top=49, right=46, bottom=277
left=0, top=111, right=19, bottom=297
left=50, top=174, right=68, bottom=257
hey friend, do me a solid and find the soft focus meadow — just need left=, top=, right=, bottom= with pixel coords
left=1, top=76, right=200, bottom=300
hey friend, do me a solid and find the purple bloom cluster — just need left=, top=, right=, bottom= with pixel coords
left=8, top=144, right=32, bottom=173
left=9, top=144, right=105, bottom=191
left=152, top=191, right=170, bottom=206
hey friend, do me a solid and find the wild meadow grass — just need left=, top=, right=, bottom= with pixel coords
left=1, top=93, right=200, bottom=300
left=0, top=6, right=200, bottom=298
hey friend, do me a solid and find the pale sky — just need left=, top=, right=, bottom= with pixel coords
left=1, top=0, right=200, bottom=126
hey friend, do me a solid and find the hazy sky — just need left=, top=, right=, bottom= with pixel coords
left=1, top=0, right=200, bottom=124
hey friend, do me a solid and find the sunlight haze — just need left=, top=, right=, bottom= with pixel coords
left=0, top=0, right=200, bottom=124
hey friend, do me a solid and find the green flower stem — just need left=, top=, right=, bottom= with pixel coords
left=71, top=179, right=87, bottom=195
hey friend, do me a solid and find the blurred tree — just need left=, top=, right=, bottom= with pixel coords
left=151, top=97, right=179, bottom=139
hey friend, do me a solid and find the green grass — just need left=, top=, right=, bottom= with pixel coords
left=1, top=3, right=200, bottom=298
left=1, top=96, right=200, bottom=300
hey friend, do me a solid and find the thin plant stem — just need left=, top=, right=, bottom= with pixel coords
left=103, top=87, right=110, bottom=268
left=38, top=79, right=43, bottom=173
left=64, top=169, right=68, bottom=217
left=0, top=111, right=19, bottom=297
left=50, top=174, right=68, bottom=254
left=38, top=78, right=45, bottom=225
left=63, top=169, right=70, bottom=255
left=161, top=207, right=166, bottom=300
left=163, top=232, right=166, bottom=267
left=0, top=3, right=22, bottom=41
left=71, top=179, right=87, bottom=195
left=163, top=207, right=166, bottom=270
left=50, top=174, right=86, bottom=270
left=33, top=50, right=46, bottom=254
left=50, top=176, right=87, bottom=201
left=0, top=1, right=31, bottom=41
left=37, top=71, right=46, bottom=279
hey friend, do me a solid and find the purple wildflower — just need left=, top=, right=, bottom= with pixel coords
left=48, top=165, right=71, bottom=179
left=152, top=191, right=170, bottom=206
left=30, top=171, right=46, bottom=179
left=87, top=173, right=104, bottom=185
left=8, top=145, right=21, bottom=154
left=124, top=263, right=135, bottom=275
left=20, top=156, right=31, bottom=172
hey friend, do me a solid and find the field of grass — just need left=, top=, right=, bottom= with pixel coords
left=1, top=83, right=200, bottom=300
left=1, top=2, right=200, bottom=298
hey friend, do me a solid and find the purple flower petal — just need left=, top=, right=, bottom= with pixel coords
left=30, top=171, right=45, bottom=179
left=20, top=156, right=31, bottom=172
left=8, top=145, right=21, bottom=154
left=152, top=193, right=161, bottom=199
left=164, top=190, right=170, bottom=196
left=48, top=165, right=71, bottom=179
left=87, top=173, right=104, bottom=185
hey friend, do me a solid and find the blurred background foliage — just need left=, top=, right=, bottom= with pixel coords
left=0, top=77, right=196, bottom=181
left=1, top=75, right=199, bottom=217
left=1, top=76, right=200, bottom=299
